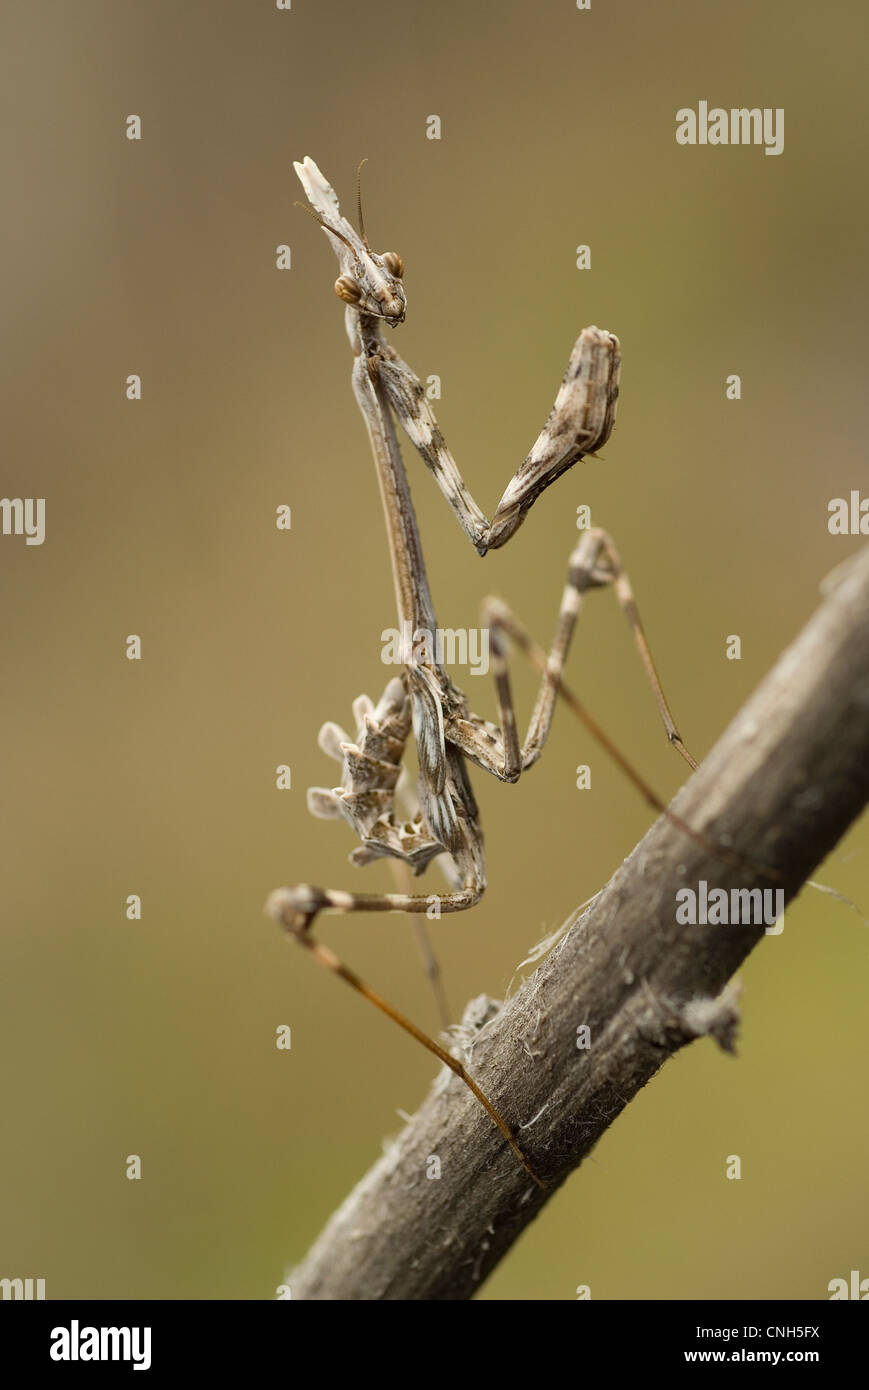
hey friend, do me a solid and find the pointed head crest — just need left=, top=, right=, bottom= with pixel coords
left=293, top=156, right=406, bottom=326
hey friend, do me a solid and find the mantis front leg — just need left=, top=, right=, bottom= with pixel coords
left=377, top=326, right=620, bottom=553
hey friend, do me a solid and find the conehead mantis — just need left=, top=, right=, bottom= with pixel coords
left=267, top=157, right=708, bottom=1190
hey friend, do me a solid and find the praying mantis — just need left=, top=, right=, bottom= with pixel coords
left=266, top=157, right=702, bottom=1189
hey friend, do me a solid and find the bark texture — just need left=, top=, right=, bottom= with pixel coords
left=289, top=548, right=869, bottom=1300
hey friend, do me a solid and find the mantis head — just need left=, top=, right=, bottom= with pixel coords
left=294, top=156, right=406, bottom=327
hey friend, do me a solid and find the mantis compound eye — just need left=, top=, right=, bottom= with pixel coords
left=334, top=275, right=362, bottom=304
left=381, top=251, right=404, bottom=279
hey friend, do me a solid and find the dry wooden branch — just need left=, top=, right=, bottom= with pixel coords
left=288, top=547, right=869, bottom=1301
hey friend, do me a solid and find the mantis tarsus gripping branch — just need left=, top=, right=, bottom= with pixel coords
left=266, top=157, right=710, bottom=1190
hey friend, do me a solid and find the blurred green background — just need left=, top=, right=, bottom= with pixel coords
left=1, top=0, right=867, bottom=1301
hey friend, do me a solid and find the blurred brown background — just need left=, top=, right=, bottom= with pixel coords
left=1, top=0, right=867, bottom=1300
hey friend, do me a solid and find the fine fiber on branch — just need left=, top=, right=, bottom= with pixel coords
left=289, top=547, right=869, bottom=1300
